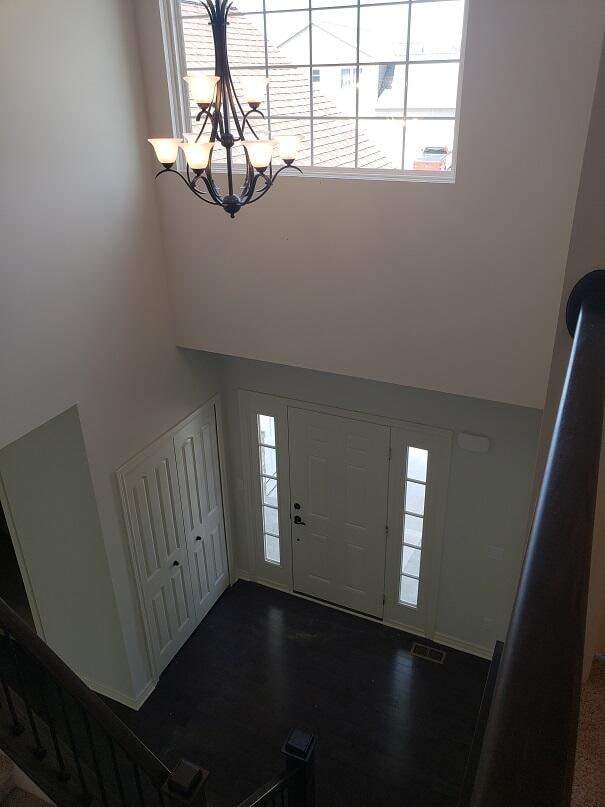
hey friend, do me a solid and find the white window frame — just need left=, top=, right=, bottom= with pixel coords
left=160, top=0, right=470, bottom=183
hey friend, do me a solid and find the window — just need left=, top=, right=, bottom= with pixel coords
left=175, top=0, right=466, bottom=178
left=399, top=446, right=428, bottom=607
left=257, top=414, right=281, bottom=564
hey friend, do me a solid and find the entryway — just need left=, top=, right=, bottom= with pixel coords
left=241, top=391, right=452, bottom=642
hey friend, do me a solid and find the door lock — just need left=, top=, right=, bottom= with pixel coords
left=294, top=515, right=306, bottom=525
left=195, top=536, right=202, bottom=541
left=173, top=560, right=180, bottom=566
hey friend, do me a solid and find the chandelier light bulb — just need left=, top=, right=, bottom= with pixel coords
left=147, top=138, right=181, bottom=166
left=243, top=140, right=276, bottom=170
left=180, top=141, right=214, bottom=171
left=277, top=135, right=300, bottom=163
left=184, top=74, right=220, bottom=105
left=242, top=76, right=268, bottom=107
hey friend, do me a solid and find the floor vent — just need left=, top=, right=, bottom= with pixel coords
left=411, top=642, right=446, bottom=664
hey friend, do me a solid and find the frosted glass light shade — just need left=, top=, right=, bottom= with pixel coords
left=242, top=76, right=268, bottom=106
left=277, top=135, right=300, bottom=161
left=148, top=138, right=181, bottom=165
left=243, top=140, right=275, bottom=169
left=184, top=74, right=220, bottom=104
left=179, top=141, right=214, bottom=170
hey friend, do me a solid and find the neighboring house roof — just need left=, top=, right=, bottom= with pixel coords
left=180, top=1, right=392, bottom=169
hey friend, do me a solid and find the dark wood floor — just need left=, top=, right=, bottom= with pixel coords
left=111, top=582, right=488, bottom=807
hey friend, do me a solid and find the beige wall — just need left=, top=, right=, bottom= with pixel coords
left=530, top=34, right=605, bottom=678
left=135, top=0, right=605, bottom=409
left=0, top=1, right=222, bottom=701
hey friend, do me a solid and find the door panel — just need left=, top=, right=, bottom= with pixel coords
left=289, top=408, right=389, bottom=618
left=174, top=404, right=229, bottom=622
left=123, top=442, right=196, bottom=673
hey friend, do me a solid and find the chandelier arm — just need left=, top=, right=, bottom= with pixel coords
left=241, top=108, right=264, bottom=140
left=195, top=107, right=215, bottom=139
left=243, top=172, right=274, bottom=205
left=156, top=166, right=218, bottom=205
left=239, top=155, right=258, bottom=200
left=202, top=158, right=224, bottom=205
left=243, top=164, right=302, bottom=206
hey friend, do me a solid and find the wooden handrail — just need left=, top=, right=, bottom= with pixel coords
left=0, top=595, right=170, bottom=787
left=470, top=271, right=605, bottom=807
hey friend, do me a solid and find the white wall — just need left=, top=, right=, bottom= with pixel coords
left=0, top=1, right=222, bottom=702
left=135, top=0, right=605, bottom=410
left=530, top=34, right=605, bottom=679
left=218, top=354, right=541, bottom=656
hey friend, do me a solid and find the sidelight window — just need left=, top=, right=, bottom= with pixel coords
left=257, top=414, right=281, bottom=564
left=399, top=445, right=428, bottom=607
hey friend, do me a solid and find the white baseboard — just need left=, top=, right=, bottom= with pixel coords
left=433, top=632, right=493, bottom=660
left=82, top=677, right=156, bottom=711
left=234, top=568, right=252, bottom=582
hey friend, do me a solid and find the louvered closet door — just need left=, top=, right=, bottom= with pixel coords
left=174, top=403, right=229, bottom=622
left=122, top=439, right=197, bottom=673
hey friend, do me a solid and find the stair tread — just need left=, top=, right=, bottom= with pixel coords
left=2, top=787, right=49, bottom=807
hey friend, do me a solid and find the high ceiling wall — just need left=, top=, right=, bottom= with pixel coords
left=135, top=0, right=605, bottom=409
left=0, top=0, right=223, bottom=701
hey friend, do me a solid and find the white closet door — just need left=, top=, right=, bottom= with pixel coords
left=174, top=403, right=229, bottom=622
left=122, top=439, right=197, bottom=674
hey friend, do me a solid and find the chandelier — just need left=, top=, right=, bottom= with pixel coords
left=147, top=0, right=301, bottom=218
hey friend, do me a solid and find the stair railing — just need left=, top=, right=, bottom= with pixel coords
left=0, top=593, right=208, bottom=806
left=469, top=270, right=605, bottom=807
left=0, top=591, right=316, bottom=807
left=236, top=730, right=316, bottom=807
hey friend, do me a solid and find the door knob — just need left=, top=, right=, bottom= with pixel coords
left=294, top=515, right=306, bottom=525
left=173, top=560, right=180, bottom=566
left=195, top=536, right=202, bottom=541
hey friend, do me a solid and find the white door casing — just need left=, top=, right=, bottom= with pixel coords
left=121, top=437, right=197, bottom=674
left=174, top=405, right=229, bottom=622
left=289, top=407, right=390, bottom=618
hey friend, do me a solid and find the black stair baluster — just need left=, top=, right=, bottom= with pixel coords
left=107, top=734, right=127, bottom=806
left=6, top=633, right=46, bottom=759
left=32, top=664, right=70, bottom=782
left=0, top=674, right=24, bottom=735
left=82, top=709, right=109, bottom=807
left=57, top=687, right=89, bottom=802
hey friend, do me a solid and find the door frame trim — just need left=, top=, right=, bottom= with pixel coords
left=116, top=393, right=233, bottom=683
left=238, top=389, right=453, bottom=641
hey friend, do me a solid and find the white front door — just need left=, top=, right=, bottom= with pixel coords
left=288, top=408, right=390, bottom=618
left=174, top=403, right=229, bottom=623
left=122, top=438, right=197, bottom=673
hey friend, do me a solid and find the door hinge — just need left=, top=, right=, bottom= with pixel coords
left=388, top=446, right=392, bottom=460
left=385, top=524, right=389, bottom=537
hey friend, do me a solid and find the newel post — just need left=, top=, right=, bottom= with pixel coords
left=282, top=729, right=317, bottom=807
left=162, top=760, right=210, bottom=807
